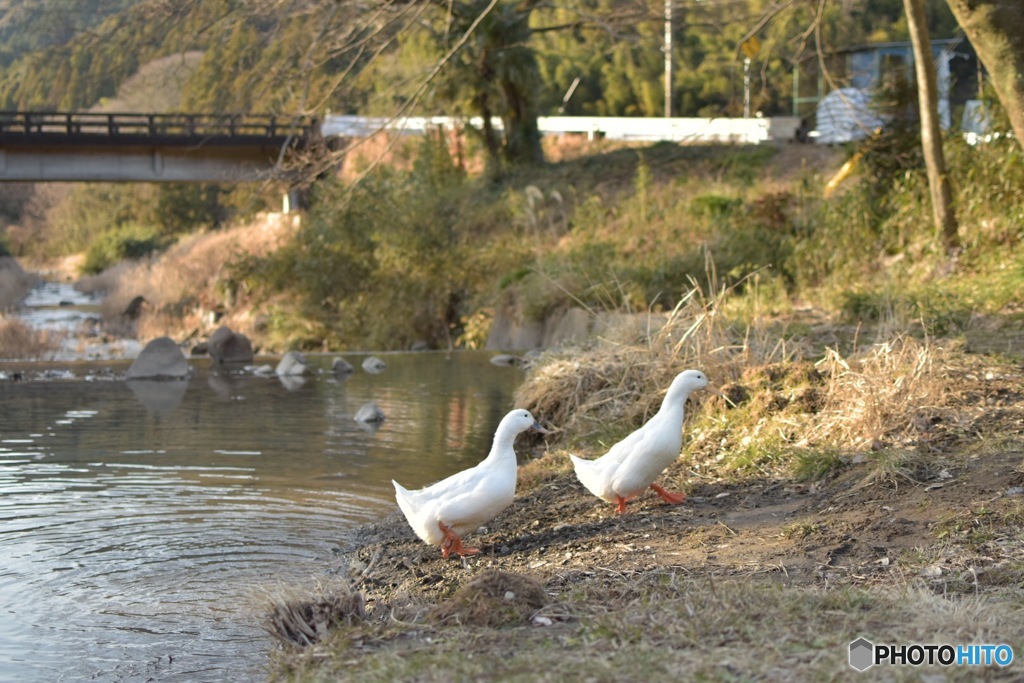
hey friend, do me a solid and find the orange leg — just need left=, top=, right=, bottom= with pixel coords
left=615, top=496, right=630, bottom=514
left=438, top=521, right=480, bottom=559
left=650, top=482, right=686, bottom=505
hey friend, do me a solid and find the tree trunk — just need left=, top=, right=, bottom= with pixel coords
left=946, top=0, right=1024, bottom=147
left=905, top=0, right=959, bottom=251
left=500, top=78, right=544, bottom=167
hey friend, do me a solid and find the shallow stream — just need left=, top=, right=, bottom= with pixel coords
left=1, top=285, right=525, bottom=681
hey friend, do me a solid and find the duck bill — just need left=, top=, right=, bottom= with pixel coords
left=706, top=384, right=724, bottom=397
left=531, top=420, right=550, bottom=435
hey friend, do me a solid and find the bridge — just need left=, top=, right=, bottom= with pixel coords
left=0, top=111, right=319, bottom=182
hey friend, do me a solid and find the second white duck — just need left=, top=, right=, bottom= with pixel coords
left=570, top=369, right=718, bottom=513
left=393, top=409, right=547, bottom=558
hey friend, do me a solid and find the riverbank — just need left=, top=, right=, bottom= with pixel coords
left=265, top=321, right=1024, bottom=679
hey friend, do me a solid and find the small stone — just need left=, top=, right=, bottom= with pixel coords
left=362, top=356, right=387, bottom=373
left=354, top=402, right=386, bottom=424
left=276, top=350, right=309, bottom=376
left=532, top=615, right=553, bottom=627
left=332, top=356, right=355, bottom=374
left=503, top=591, right=516, bottom=601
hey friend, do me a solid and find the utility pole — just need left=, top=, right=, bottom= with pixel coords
left=743, top=57, right=751, bottom=118
left=664, top=0, right=672, bottom=118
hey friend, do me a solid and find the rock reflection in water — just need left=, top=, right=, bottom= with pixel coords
left=126, top=377, right=190, bottom=418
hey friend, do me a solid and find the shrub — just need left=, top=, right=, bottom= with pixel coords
left=81, top=224, right=164, bottom=275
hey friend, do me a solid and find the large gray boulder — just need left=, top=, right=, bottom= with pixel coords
left=208, top=326, right=254, bottom=365
left=125, top=337, right=189, bottom=380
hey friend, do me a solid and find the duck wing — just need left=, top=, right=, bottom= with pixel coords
left=429, top=471, right=515, bottom=535
left=394, top=461, right=514, bottom=536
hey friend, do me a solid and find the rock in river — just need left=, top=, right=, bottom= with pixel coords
left=208, top=326, right=254, bottom=365
left=276, top=350, right=309, bottom=376
left=125, top=337, right=190, bottom=380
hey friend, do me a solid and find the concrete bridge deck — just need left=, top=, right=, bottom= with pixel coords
left=0, top=112, right=318, bottom=182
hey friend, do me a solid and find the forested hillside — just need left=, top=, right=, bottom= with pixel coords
left=0, top=0, right=959, bottom=117
left=0, top=0, right=138, bottom=68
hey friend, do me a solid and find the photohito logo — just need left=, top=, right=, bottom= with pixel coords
left=849, top=637, right=1014, bottom=671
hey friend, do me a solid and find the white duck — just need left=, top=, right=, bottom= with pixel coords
left=393, top=409, right=547, bottom=558
left=570, top=369, right=719, bottom=513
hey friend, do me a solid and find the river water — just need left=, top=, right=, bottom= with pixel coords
left=0, top=284, right=527, bottom=682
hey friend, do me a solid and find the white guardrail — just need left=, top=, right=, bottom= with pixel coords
left=322, top=114, right=804, bottom=145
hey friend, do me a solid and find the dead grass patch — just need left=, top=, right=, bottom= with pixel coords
left=0, top=315, right=59, bottom=360
left=516, top=278, right=804, bottom=447
left=76, top=212, right=300, bottom=345
left=430, top=570, right=547, bottom=627
left=518, top=271, right=965, bottom=485
left=0, top=256, right=37, bottom=310
left=263, top=581, right=366, bottom=648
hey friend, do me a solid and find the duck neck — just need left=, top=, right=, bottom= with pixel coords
left=657, top=385, right=690, bottom=424
left=483, top=424, right=518, bottom=467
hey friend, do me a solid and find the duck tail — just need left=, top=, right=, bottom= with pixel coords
left=392, top=480, right=417, bottom=521
left=569, top=454, right=604, bottom=499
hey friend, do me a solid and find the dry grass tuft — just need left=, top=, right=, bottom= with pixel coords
left=263, top=582, right=366, bottom=648
left=0, top=315, right=60, bottom=360
left=810, top=336, right=951, bottom=450
left=0, top=256, right=38, bottom=310
left=517, top=276, right=803, bottom=444
left=430, top=570, right=547, bottom=627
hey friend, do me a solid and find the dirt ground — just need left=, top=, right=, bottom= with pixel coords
left=338, top=356, right=1024, bottom=612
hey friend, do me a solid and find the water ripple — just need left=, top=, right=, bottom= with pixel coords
left=0, top=351, right=522, bottom=681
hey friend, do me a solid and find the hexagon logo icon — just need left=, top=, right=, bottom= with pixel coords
left=849, top=637, right=874, bottom=671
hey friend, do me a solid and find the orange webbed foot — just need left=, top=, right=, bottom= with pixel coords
left=439, top=521, right=480, bottom=559
left=650, top=482, right=687, bottom=505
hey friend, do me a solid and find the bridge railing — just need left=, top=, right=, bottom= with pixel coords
left=0, top=112, right=318, bottom=145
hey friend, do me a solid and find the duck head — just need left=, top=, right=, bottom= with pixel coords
left=500, top=408, right=549, bottom=436
left=666, top=369, right=722, bottom=401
